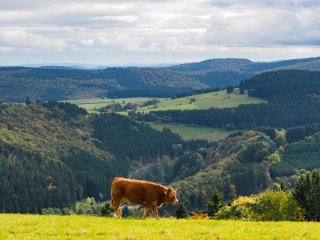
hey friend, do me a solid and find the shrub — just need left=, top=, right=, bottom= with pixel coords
left=41, top=208, right=63, bottom=215
left=122, top=206, right=130, bottom=218
left=216, top=191, right=303, bottom=221
left=176, top=203, right=189, bottom=219
left=251, top=190, right=304, bottom=221
left=216, top=204, right=252, bottom=220
left=101, top=202, right=114, bottom=217
left=62, top=207, right=73, bottom=215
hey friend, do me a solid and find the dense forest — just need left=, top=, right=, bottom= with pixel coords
left=92, top=113, right=181, bottom=162
left=0, top=67, right=204, bottom=102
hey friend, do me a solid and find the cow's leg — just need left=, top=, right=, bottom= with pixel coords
left=113, top=200, right=122, bottom=219
left=117, top=206, right=122, bottom=219
left=151, top=206, right=160, bottom=220
left=143, top=207, right=150, bottom=219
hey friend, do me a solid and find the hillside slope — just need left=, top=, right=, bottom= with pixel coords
left=129, top=130, right=280, bottom=209
left=0, top=103, right=117, bottom=212
left=136, top=89, right=265, bottom=112
left=0, top=103, right=181, bottom=213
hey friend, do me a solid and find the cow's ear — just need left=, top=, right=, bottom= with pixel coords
left=164, top=188, right=168, bottom=195
left=173, top=187, right=177, bottom=192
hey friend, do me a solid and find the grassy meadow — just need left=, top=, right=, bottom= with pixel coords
left=0, top=214, right=319, bottom=240
left=66, top=89, right=265, bottom=114
left=137, top=89, right=266, bottom=113
left=66, top=97, right=158, bottom=113
left=149, top=122, right=231, bottom=141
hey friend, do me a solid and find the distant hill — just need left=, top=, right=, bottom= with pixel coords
left=2, top=57, right=320, bottom=102
left=167, top=58, right=252, bottom=72
left=167, top=57, right=320, bottom=87
left=0, top=67, right=205, bottom=102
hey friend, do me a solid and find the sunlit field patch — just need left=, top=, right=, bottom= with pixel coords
left=0, top=214, right=319, bottom=240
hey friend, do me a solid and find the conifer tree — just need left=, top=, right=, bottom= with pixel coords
left=25, top=96, right=31, bottom=105
left=293, top=169, right=320, bottom=221
left=207, top=190, right=224, bottom=218
left=239, top=80, right=245, bottom=94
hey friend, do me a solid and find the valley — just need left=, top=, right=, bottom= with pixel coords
left=1, top=63, right=320, bottom=223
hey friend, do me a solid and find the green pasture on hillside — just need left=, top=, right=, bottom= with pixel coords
left=0, top=215, right=319, bottom=240
left=137, top=89, right=266, bottom=113
left=66, top=97, right=159, bottom=113
left=67, top=90, right=265, bottom=114
left=149, top=122, right=231, bottom=141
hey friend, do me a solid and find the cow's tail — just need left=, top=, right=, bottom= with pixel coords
left=111, top=183, right=115, bottom=209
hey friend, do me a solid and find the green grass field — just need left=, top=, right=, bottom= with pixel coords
left=66, top=97, right=158, bottom=113
left=67, top=90, right=265, bottom=114
left=0, top=215, right=319, bottom=240
left=138, top=89, right=266, bottom=113
left=149, top=123, right=231, bottom=141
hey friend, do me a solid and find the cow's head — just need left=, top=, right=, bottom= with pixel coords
left=164, top=187, right=178, bottom=205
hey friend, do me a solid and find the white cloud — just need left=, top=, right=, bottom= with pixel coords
left=81, top=38, right=95, bottom=47
left=98, top=37, right=110, bottom=45
left=0, top=46, right=13, bottom=52
left=0, top=30, right=67, bottom=50
left=0, top=0, right=320, bottom=64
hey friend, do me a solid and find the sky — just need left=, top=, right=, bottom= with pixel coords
left=1, top=0, right=320, bottom=66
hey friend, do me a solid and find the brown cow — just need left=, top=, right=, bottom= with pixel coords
left=111, top=177, right=178, bottom=219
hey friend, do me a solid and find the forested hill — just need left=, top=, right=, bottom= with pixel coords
left=137, top=70, right=320, bottom=129
left=2, top=57, right=320, bottom=103
left=243, top=70, right=320, bottom=100
left=167, top=57, right=320, bottom=87
left=0, top=102, right=181, bottom=213
left=0, top=67, right=205, bottom=102
left=168, top=57, right=320, bottom=72
left=167, top=58, right=253, bottom=72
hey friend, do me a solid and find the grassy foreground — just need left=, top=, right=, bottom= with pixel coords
left=0, top=215, right=319, bottom=240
